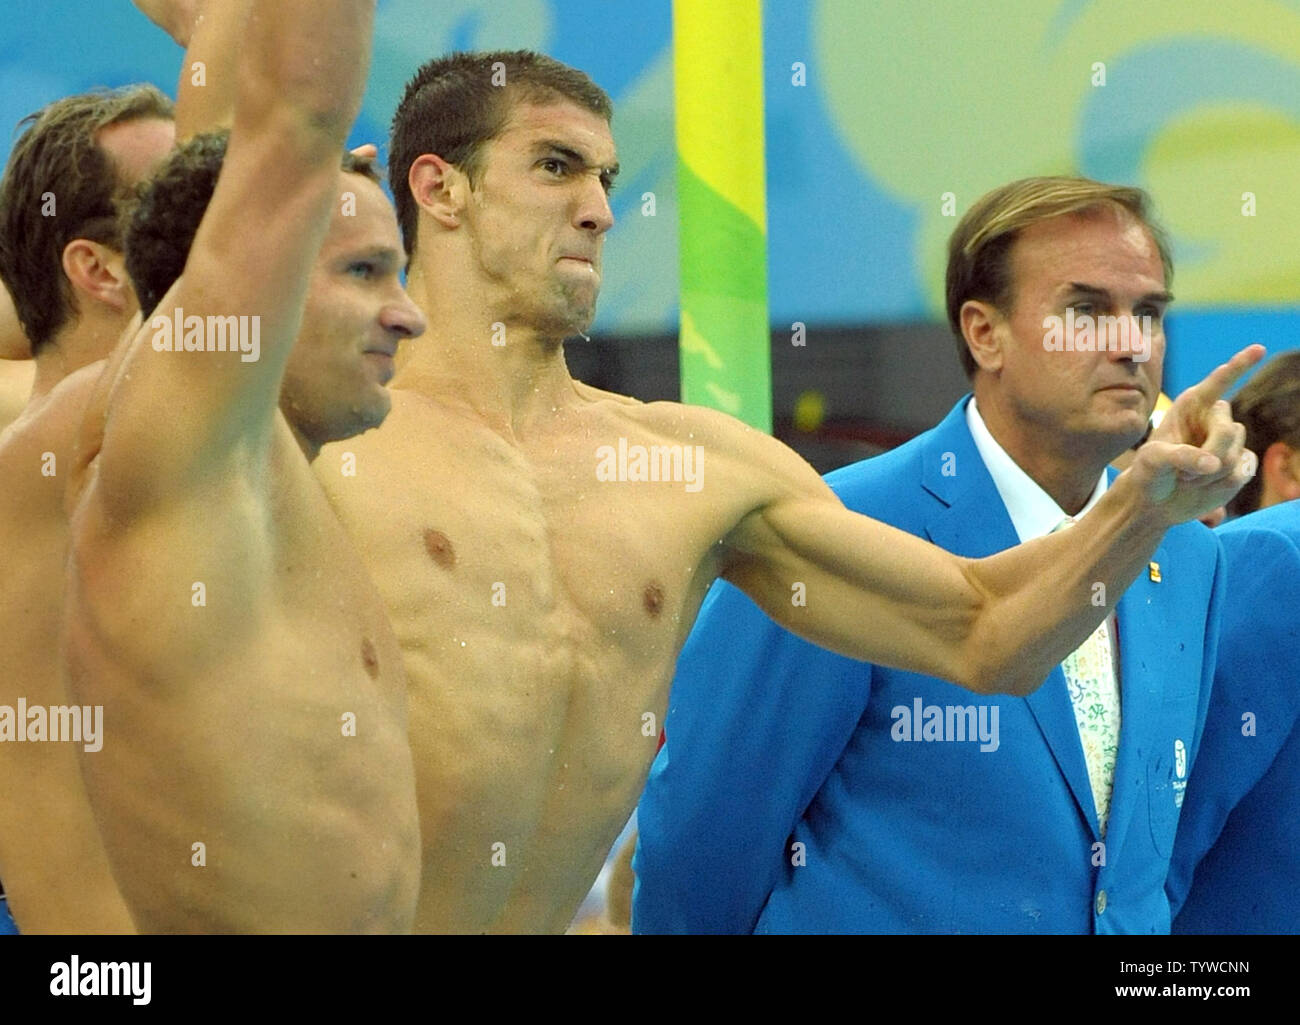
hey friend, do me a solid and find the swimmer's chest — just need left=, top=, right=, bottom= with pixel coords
left=362, top=419, right=730, bottom=664
left=264, top=440, right=406, bottom=694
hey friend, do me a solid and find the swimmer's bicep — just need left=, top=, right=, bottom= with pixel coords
left=81, top=326, right=227, bottom=521
left=88, top=326, right=288, bottom=534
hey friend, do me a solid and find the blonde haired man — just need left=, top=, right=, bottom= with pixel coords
left=637, top=176, right=1253, bottom=934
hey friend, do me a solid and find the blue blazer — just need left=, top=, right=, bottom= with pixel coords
left=634, top=398, right=1225, bottom=934
left=1169, top=500, right=1300, bottom=933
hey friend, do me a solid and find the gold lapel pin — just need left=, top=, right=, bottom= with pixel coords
left=1148, top=561, right=1162, bottom=583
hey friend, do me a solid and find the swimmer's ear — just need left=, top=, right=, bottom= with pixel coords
left=408, top=153, right=469, bottom=231
left=960, top=298, right=1006, bottom=376
left=61, top=239, right=134, bottom=315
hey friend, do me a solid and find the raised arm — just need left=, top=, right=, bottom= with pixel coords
left=172, top=0, right=248, bottom=140
left=131, top=0, right=203, bottom=47
left=719, top=347, right=1262, bottom=696
left=93, top=0, right=374, bottom=517
left=129, top=0, right=256, bottom=141
left=139, top=0, right=373, bottom=150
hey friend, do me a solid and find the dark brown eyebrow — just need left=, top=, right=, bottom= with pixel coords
left=1064, top=282, right=1174, bottom=306
left=535, top=141, right=620, bottom=184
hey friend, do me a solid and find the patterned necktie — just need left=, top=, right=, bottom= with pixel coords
left=1054, top=515, right=1122, bottom=836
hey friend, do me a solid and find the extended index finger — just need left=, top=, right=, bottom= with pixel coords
left=1179, top=344, right=1266, bottom=409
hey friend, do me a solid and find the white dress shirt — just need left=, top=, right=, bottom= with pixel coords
left=965, top=397, right=1122, bottom=687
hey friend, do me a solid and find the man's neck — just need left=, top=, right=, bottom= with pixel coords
left=395, top=260, right=583, bottom=438
left=972, top=389, right=1116, bottom=516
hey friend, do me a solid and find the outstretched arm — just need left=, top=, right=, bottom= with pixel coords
left=720, top=347, right=1262, bottom=696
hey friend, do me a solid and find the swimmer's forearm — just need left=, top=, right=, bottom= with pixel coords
left=240, top=0, right=373, bottom=145
left=131, top=0, right=202, bottom=47
left=727, top=477, right=1163, bottom=696
left=174, top=0, right=250, bottom=141
left=962, top=472, right=1165, bottom=694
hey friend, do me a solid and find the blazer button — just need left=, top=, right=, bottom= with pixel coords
left=1096, top=890, right=1108, bottom=915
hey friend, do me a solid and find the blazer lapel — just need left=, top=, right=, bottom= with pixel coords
left=919, top=399, right=1014, bottom=560
left=920, top=398, right=1105, bottom=840
left=1026, top=672, right=1103, bottom=841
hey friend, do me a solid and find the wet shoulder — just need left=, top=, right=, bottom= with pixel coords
left=583, top=392, right=769, bottom=462
left=0, top=362, right=105, bottom=487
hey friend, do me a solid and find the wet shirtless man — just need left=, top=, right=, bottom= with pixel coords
left=64, top=0, right=425, bottom=932
left=0, top=82, right=175, bottom=932
left=314, top=52, right=1258, bottom=932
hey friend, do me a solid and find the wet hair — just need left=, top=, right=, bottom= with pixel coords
left=389, top=50, right=612, bottom=255
left=126, top=130, right=380, bottom=319
left=0, top=84, right=174, bottom=354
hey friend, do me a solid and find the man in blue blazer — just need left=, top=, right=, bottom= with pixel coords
left=1169, top=499, right=1300, bottom=933
left=634, top=177, right=1230, bottom=934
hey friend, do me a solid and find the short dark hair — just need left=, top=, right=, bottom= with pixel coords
left=945, top=176, right=1174, bottom=378
left=1228, top=350, right=1300, bottom=516
left=0, top=85, right=174, bottom=355
left=126, top=131, right=381, bottom=320
left=389, top=50, right=612, bottom=256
